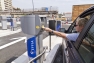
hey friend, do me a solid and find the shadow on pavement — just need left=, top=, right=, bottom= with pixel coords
left=5, top=57, right=17, bottom=63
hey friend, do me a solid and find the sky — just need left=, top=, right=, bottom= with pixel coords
left=12, top=0, right=94, bottom=13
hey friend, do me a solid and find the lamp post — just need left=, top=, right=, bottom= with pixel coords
left=50, top=6, right=52, bottom=18
left=32, top=0, right=34, bottom=14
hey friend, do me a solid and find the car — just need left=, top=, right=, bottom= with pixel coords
left=44, top=6, right=94, bottom=63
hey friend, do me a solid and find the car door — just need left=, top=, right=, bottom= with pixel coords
left=62, top=6, right=94, bottom=63
left=78, top=20, right=94, bottom=63
left=74, top=13, right=94, bottom=62
left=75, top=12, right=94, bottom=63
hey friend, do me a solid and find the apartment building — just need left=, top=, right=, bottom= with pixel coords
left=0, top=0, right=12, bottom=11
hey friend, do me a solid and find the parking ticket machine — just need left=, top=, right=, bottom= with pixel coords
left=20, top=15, right=47, bottom=63
left=49, top=20, right=56, bottom=35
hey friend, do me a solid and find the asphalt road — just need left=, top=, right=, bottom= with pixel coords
left=0, top=32, right=26, bottom=46
left=0, top=31, right=48, bottom=63
left=0, top=40, right=26, bottom=63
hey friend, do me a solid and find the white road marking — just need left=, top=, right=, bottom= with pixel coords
left=10, top=37, right=21, bottom=40
left=10, top=37, right=26, bottom=40
left=0, top=37, right=26, bottom=50
left=24, top=37, right=27, bottom=43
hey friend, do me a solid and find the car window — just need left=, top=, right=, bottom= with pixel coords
left=72, top=14, right=92, bottom=33
left=78, top=23, right=94, bottom=63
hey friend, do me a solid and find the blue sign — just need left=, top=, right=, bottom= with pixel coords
left=56, top=24, right=61, bottom=31
left=27, top=36, right=37, bottom=63
left=45, top=7, right=48, bottom=11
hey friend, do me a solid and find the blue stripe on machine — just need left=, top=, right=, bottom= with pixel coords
left=56, top=24, right=61, bottom=31
left=27, top=36, right=37, bottom=63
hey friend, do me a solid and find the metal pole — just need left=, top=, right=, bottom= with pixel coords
left=32, top=0, right=34, bottom=14
left=49, top=34, right=51, bottom=52
left=50, top=6, right=52, bottom=18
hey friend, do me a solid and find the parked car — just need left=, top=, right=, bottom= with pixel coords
left=44, top=6, right=94, bottom=63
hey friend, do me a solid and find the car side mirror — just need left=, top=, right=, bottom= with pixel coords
left=59, top=28, right=66, bottom=32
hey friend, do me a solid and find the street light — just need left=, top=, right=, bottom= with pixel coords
left=32, top=0, right=34, bottom=14
left=50, top=6, right=52, bottom=18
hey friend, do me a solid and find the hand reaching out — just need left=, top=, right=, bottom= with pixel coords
left=42, top=26, right=52, bottom=32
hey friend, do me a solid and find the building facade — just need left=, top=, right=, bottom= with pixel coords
left=0, top=0, right=12, bottom=11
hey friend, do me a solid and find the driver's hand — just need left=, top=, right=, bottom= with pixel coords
left=42, top=25, right=45, bottom=30
left=42, top=27, right=52, bottom=32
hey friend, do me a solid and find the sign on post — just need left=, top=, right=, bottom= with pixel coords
left=27, top=36, right=37, bottom=63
